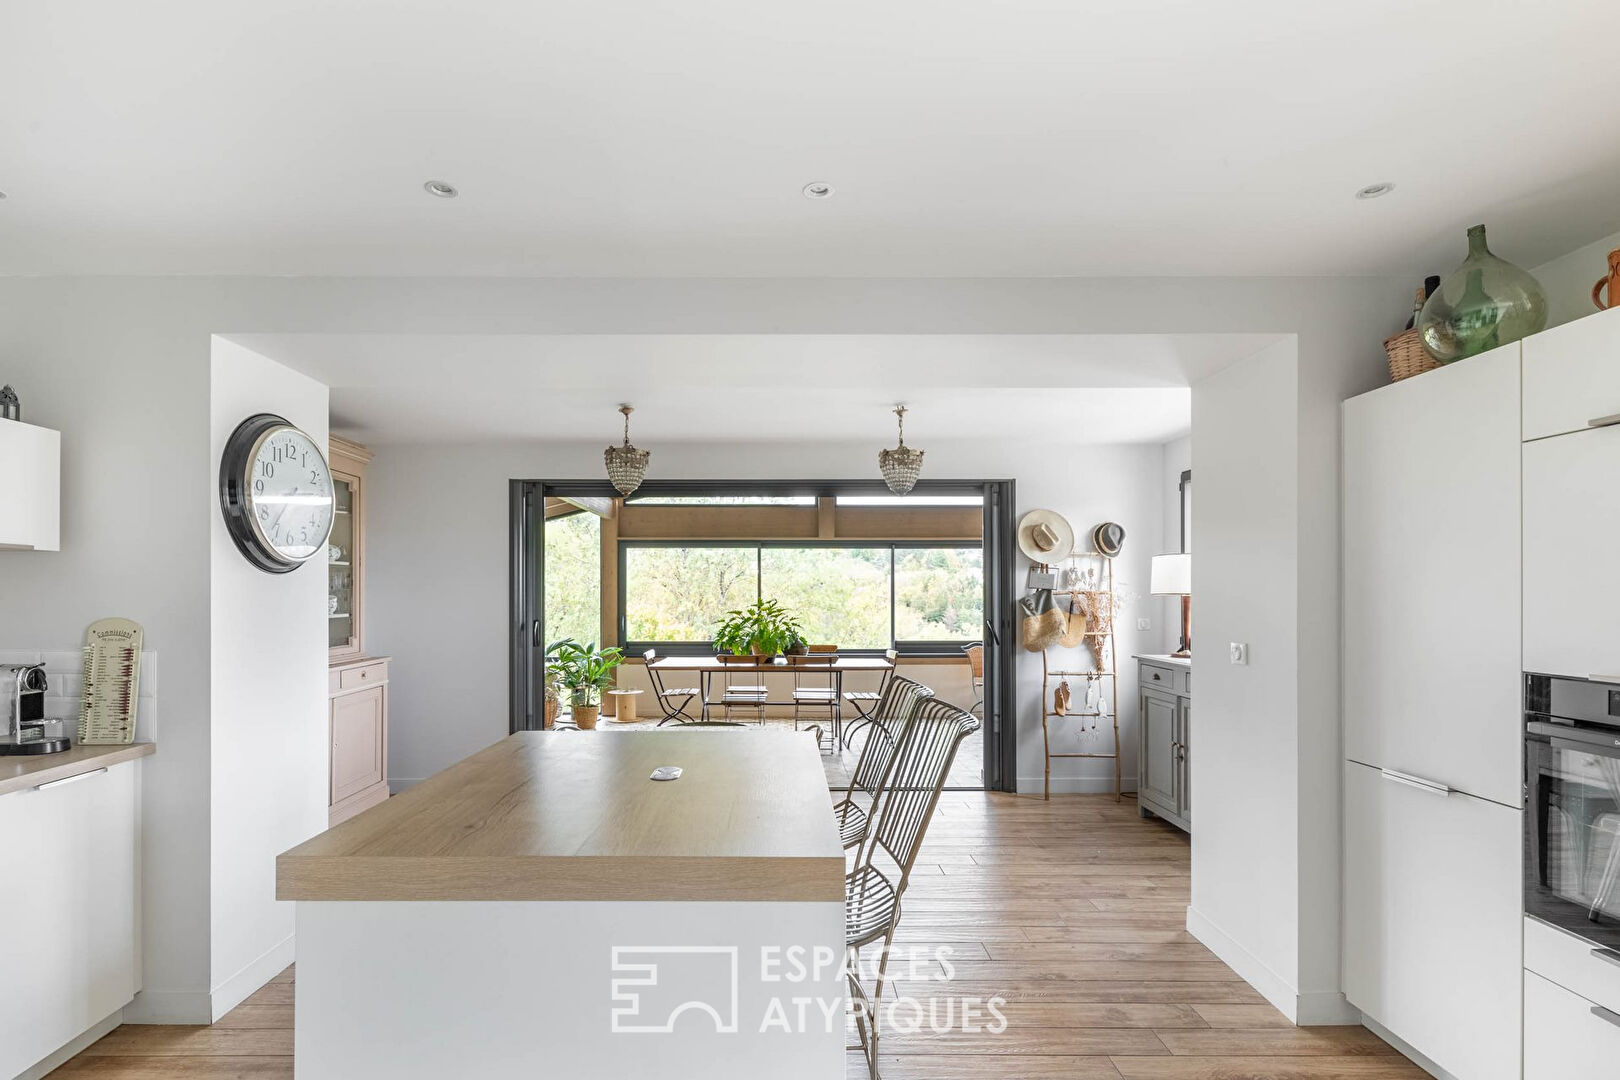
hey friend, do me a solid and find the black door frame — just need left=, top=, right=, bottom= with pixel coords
left=509, top=476, right=1018, bottom=792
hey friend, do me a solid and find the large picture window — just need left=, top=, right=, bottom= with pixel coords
left=621, top=543, right=984, bottom=655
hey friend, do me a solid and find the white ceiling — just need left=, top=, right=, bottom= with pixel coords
left=4, top=1, right=1618, bottom=277
left=233, top=333, right=1272, bottom=444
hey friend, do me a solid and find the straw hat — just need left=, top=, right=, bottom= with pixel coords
left=1091, top=521, right=1126, bottom=558
left=1017, top=509, right=1075, bottom=563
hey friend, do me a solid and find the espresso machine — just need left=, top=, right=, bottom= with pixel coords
left=0, top=663, right=69, bottom=755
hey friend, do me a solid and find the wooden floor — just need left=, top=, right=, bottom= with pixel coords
left=50, top=793, right=1426, bottom=1080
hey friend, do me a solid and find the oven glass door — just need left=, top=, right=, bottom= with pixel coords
left=1526, top=726, right=1620, bottom=949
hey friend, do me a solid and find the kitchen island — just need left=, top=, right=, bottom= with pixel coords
left=277, top=729, right=845, bottom=1079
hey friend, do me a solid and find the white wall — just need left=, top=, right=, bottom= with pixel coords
left=0, top=272, right=1406, bottom=1025
left=1532, top=227, right=1620, bottom=328
left=207, top=340, right=330, bottom=1019
left=1186, top=339, right=1307, bottom=1015
left=364, top=437, right=1166, bottom=795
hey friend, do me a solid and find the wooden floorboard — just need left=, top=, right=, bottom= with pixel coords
left=50, top=791, right=1423, bottom=1079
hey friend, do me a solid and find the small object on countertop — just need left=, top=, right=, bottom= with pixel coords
left=0, top=384, right=18, bottom=422
left=649, top=766, right=683, bottom=781
left=78, top=617, right=143, bottom=745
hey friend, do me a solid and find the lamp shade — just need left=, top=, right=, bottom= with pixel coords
left=1150, top=553, right=1191, bottom=596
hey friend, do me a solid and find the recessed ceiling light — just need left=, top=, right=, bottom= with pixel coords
left=1355, top=182, right=1395, bottom=200
left=423, top=180, right=459, bottom=199
left=802, top=182, right=835, bottom=200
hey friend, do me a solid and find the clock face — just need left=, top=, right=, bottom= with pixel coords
left=244, top=425, right=333, bottom=563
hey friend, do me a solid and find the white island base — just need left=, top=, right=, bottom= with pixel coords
left=296, top=899, right=843, bottom=1079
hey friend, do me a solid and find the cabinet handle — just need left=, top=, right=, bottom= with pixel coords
left=1380, top=768, right=1451, bottom=796
left=35, top=767, right=108, bottom=792
left=1588, top=413, right=1620, bottom=429
left=1592, top=947, right=1620, bottom=970
left=1593, top=1005, right=1620, bottom=1030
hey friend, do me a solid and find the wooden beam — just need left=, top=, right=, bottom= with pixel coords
left=616, top=504, right=819, bottom=540
left=816, top=497, right=836, bottom=539
left=834, top=505, right=982, bottom=541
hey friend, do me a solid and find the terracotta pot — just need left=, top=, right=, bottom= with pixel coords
left=573, top=704, right=600, bottom=730
left=1594, top=248, right=1620, bottom=311
left=543, top=697, right=559, bottom=730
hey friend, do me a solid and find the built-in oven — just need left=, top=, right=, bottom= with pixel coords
left=1525, top=672, right=1620, bottom=951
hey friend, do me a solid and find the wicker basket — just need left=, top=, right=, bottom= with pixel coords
left=1385, top=327, right=1439, bottom=383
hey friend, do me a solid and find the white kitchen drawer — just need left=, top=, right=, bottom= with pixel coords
left=1343, top=760, right=1521, bottom=1080
left=1525, top=916, right=1620, bottom=1016
left=1523, top=306, right=1620, bottom=441
left=1523, top=422, right=1620, bottom=680
left=1343, top=343, right=1522, bottom=804
left=1524, top=969, right=1620, bottom=1080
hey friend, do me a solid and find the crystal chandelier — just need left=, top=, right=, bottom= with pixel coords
left=604, top=404, right=650, bottom=496
left=877, top=404, right=925, bottom=495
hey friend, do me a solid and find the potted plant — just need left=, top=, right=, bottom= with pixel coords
left=714, top=599, right=803, bottom=658
left=542, top=639, right=569, bottom=729
left=550, top=639, right=624, bottom=729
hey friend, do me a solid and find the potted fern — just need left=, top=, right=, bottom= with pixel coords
left=550, top=639, right=624, bottom=729
left=713, top=599, right=803, bottom=658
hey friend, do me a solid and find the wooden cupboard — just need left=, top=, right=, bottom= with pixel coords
left=327, top=436, right=390, bottom=826
left=1136, top=656, right=1190, bottom=832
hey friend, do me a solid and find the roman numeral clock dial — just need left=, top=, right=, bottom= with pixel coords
left=219, top=414, right=335, bottom=574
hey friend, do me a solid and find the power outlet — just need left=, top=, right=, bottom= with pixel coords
left=1136, top=618, right=1151, bottom=632
left=1229, top=642, right=1249, bottom=665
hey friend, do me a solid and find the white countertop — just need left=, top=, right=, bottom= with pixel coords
left=1133, top=653, right=1192, bottom=669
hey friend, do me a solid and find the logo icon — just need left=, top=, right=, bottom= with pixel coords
left=610, top=946, right=740, bottom=1034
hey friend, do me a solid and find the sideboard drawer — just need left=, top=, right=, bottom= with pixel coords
left=1141, top=663, right=1176, bottom=691
left=338, top=660, right=389, bottom=692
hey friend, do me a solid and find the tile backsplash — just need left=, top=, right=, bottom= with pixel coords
left=0, top=648, right=158, bottom=743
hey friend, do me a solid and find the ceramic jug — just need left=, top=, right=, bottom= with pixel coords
left=1595, top=248, right=1620, bottom=310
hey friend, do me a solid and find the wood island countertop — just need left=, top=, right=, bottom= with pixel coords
left=276, top=730, right=845, bottom=903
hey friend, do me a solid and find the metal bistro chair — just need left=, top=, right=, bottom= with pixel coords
left=841, top=648, right=898, bottom=744
left=790, top=654, right=840, bottom=749
left=643, top=649, right=699, bottom=726
left=845, top=695, right=981, bottom=1080
left=962, top=642, right=984, bottom=716
left=832, top=676, right=931, bottom=850
left=716, top=663, right=769, bottom=725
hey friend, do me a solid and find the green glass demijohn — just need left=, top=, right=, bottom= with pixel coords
left=1418, top=224, right=1547, bottom=363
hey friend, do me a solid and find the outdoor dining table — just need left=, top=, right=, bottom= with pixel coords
left=646, top=654, right=894, bottom=744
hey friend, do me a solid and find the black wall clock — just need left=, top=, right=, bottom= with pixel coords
left=219, top=413, right=335, bottom=574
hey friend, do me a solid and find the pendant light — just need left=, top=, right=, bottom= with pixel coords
left=877, top=404, right=925, bottom=495
left=604, top=404, right=650, bottom=495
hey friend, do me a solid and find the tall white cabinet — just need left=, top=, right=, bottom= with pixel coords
left=1342, top=344, right=1524, bottom=1080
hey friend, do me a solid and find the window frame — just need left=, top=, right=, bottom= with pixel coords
left=618, top=538, right=985, bottom=658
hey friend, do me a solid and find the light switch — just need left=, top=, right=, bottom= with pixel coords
left=1229, top=642, right=1249, bottom=665
left=1136, top=618, right=1151, bottom=632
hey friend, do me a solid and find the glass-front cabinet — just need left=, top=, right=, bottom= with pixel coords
left=327, top=437, right=371, bottom=659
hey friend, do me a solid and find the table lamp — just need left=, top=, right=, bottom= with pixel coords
left=1151, top=553, right=1192, bottom=659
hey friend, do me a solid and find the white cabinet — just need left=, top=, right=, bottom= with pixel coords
left=0, top=418, right=60, bottom=551
left=1522, top=306, right=1620, bottom=441
left=1342, top=761, right=1521, bottom=1080
left=0, top=760, right=141, bottom=1078
left=1524, top=970, right=1620, bottom=1080
left=1523, top=421, right=1620, bottom=680
left=1343, top=343, right=1522, bottom=805
left=328, top=658, right=389, bottom=825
